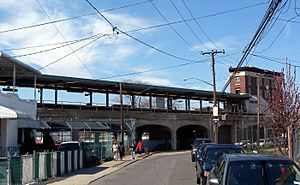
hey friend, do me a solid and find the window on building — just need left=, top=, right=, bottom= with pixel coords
left=248, top=88, right=252, bottom=94
left=260, top=78, right=263, bottom=86
left=235, top=76, right=240, bottom=83
left=235, top=89, right=240, bottom=94
left=248, top=76, right=252, bottom=85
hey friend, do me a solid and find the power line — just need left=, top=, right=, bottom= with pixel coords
left=251, top=53, right=300, bottom=69
left=150, top=1, right=203, bottom=53
left=218, top=0, right=284, bottom=97
left=0, top=1, right=266, bottom=36
left=85, top=0, right=203, bottom=64
left=34, top=0, right=94, bottom=77
left=10, top=33, right=106, bottom=58
left=168, top=0, right=208, bottom=49
left=2, top=1, right=268, bottom=52
left=179, top=0, right=240, bottom=66
left=257, top=15, right=300, bottom=53
left=85, top=0, right=115, bottom=29
left=38, top=34, right=106, bottom=70
left=0, top=0, right=152, bottom=34
left=180, top=0, right=216, bottom=49
left=2, top=34, right=98, bottom=52
left=100, top=52, right=240, bottom=80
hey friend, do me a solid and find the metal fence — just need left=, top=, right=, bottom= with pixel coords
left=0, top=150, right=86, bottom=184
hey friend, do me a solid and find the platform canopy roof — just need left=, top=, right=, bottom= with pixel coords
left=0, top=51, right=249, bottom=102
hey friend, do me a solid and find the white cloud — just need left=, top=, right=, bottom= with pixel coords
left=193, top=36, right=241, bottom=52
left=0, top=0, right=153, bottom=78
left=139, top=77, right=172, bottom=86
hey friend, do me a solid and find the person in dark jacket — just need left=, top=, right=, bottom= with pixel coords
left=119, top=142, right=125, bottom=161
left=130, top=142, right=136, bottom=159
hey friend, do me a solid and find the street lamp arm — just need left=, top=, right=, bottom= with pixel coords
left=183, top=77, right=213, bottom=87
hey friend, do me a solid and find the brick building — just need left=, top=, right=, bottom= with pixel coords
left=229, top=66, right=281, bottom=99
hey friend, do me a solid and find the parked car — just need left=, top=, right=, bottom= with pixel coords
left=58, top=141, right=81, bottom=151
left=259, top=138, right=273, bottom=147
left=195, top=144, right=243, bottom=185
left=191, top=138, right=211, bottom=162
left=206, top=154, right=300, bottom=185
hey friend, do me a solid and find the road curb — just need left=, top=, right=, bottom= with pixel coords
left=88, top=153, right=152, bottom=184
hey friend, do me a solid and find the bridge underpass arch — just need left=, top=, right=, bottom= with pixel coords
left=176, top=125, right=208, bottom=150
left=136, top=125, right=171, bottom=151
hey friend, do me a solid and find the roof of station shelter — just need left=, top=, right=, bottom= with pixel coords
left=0, top=51, right=249, bottom=101
left=0, top=51, right=41, bottom=77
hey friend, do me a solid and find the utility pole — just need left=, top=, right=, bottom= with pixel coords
left=202, top=49, right=225, bottom=143
left=256, top=74, right=260, bottom=147
left=119, top=82, right=124, bottom=144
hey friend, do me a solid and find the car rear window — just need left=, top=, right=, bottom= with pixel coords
left=194, top=139, right=211, bottom=146
left=227, top=161, right=264, bottom=185
left=205, top=148, right=243, bottom=163
left=226, top=160, right=300, bottom=185
left=265, top=161, right=300, bottom=185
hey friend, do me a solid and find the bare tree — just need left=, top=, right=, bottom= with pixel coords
left=265, top=64, right=300, bottom=156
left=113, top=79, right=152, bottom=108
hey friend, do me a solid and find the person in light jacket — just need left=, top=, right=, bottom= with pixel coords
left=112, top=142, right=119, bottom=161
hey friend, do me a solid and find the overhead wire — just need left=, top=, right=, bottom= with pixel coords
left=0, top=0, right=152, bottom=34
left=34, top=0, right=94, bottom=77
left=38, top=35, right=106, bottom=70
left=150, top=0, right=204, bottom=53
left=218, top=0, right=284, bottom=97
left=256, top=14, right=300, bottom=53
left=168, top=0, right=208, bottom=49
left=10, top=32, right=107, bottom=58
left=254, top=0, right=290, bottom=46
left=2, top=1, right=268, bottom=53
left=85, top=0, right=204, bottom=64
left=250, top=53, right=300, bottom=69
left=99, top=52, right=240, bottom=80
left=179, top=0, right=241, bottom=66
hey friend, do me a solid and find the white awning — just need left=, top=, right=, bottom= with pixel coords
left=0, top=105, right=17, bottom=118
left=0, top=105, right=43, bottom=129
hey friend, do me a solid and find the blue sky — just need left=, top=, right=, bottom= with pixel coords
left=0, top=0, right=300, bottom=102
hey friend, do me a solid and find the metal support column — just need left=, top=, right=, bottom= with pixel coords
left=149, top=93, right=152, bottom=109
left=40, top=88, right=43, bottom=104
left=54, top=87, right=58, bottom=104
left=131, top=95, right=135, bottom=108
left=89, top=92, right=93, bottom=105
left=106, top=89, right=109, bottom=107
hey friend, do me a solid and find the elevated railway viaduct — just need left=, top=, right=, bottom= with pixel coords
left=0, top=52, right=257, bottom=150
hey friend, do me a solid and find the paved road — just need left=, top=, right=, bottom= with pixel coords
left=90, top=151, right=196, bottom=185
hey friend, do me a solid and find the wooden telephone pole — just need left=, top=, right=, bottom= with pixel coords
left=119, top=82, right=124, bottom=144
left=201, top=49, right=225, bottom=143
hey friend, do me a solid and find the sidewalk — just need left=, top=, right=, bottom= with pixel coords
left=36, top=154, right=149, bottom=185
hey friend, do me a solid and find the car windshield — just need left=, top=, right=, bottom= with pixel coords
left=205, top=148, right=242, bottom=163
left=226, top=160, right=300, bottom=185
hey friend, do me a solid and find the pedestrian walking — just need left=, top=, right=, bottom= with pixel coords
left=119, top=142, right=125, bottom=161
left=112, top=141, right=119, bottom=161
left=130, top=142, right=136, bottom=159
left=136, top=140, right=143, bottom=154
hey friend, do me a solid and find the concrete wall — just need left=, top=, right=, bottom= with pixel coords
left=37, top=107, right=258, bottom=150
left=6, top=119, right=18, bottom=147
left=0, top=119, right=6, bottom=147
